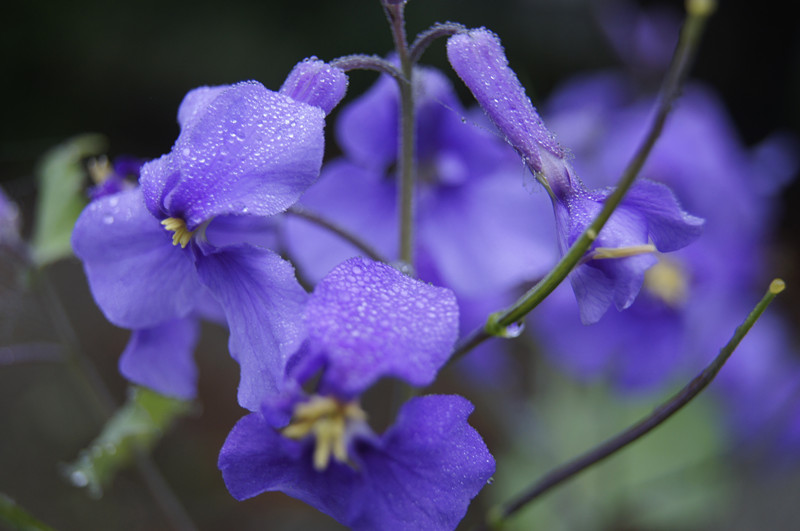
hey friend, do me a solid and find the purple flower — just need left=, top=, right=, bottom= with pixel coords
left=87, top=155, right=144, bottom=201
left=0, top=186, right=21, bottom=245
left=72, top=66, right=347, bottom=408
left=219, top=258, right=495, bottom=530
left=284, top=63, right=557, bottom=300
left=447, top=28, right=703, bottom=323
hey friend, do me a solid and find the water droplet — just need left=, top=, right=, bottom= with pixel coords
left=102, top=215, right=114, bottom=225
left=69, top=470, right=89, bottom=487
left=499, top=322, right=524, bottom=338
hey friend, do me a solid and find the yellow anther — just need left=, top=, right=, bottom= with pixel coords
left=160, top=217, right=195, bottom=248
left=591, top=243, right=657, bottom=260
left=281, top=396, right=367, bottom=471
left=644, top=258, right=689, bottom=307
left=88, top=156, right=113, bottom=184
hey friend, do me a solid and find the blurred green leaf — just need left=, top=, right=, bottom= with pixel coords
left=0, top=493, right=55, bottom=531
left=31, top=134, right=107, bottom=266
left=62, top=386, right=191, bottom=498
left=492, top=366, right=733, bottom=531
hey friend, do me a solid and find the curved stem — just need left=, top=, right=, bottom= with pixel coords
left=329, top=54, right=405, bottom=82
left=448, top=0, right=715, bottom=365
left=284, top=206, right=390, bottom=264
left=479, top=279, right=784, bottom=530
left=409, top=22, right=466, bottom=64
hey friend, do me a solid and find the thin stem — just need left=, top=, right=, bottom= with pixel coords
left=329, top=54, right=404, bottom=82
left=448, top=0, right=715, bottom=365
left=284, top=206, right=390, bottom=264
left=31, top=268, right=198, bottom=531
left=409, top=22, right=466, bottom=64
left=383, top=0, right=417, bottom=267
left=479, top=279, right=784, bottom=530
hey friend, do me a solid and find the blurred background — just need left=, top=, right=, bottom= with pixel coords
left=1, top=0, right=798, bottom=529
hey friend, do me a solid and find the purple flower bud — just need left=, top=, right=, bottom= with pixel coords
left=447, top=28, right=564, bottom=175
left=280, top=57, right=349, bottom=115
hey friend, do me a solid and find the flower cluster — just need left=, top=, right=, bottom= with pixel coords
left=59, top=1, right=797, bottom=529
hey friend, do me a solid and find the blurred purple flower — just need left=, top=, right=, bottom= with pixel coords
left=532, top=67, right=800, bottom=456
left=219, top=258, right=495, bottom=530
left=72, top=65, right=348, bottom=407
left=284, top=62, right=557, bottom=299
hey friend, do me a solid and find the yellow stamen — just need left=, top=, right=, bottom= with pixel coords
left=160, top=217, right=195, bottom=248
left=281, top=396, right=367, bottom=471
left=591, top=243, right=657, bottom=260
left=644, top=258, right=689, bottom=307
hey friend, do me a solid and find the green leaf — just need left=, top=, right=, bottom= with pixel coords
left=62, top=386, right=191, bottom=498
left=0, top=493, right=55, bottom=531
left=31, top=134, right=107, bottom=266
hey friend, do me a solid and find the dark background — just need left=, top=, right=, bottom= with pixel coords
left=1, top=0, right=798, bottom=529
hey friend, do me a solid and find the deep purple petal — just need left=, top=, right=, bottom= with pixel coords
left=194, top=244, right=308, bottom=410
left=218, top=411, right=357, bottom=512
left=305, top=257, right=459, bottom=397
left=71, top=187, right=203, bottom=328
left=219, top=395, right=494, bottom=531
left=447, top=28, right=564, bottom=172
left=348, top=395, right=495, bottom=531
left=119, top=317, right=199, bottom=399
left=280, top=58, right=349, bottom=115
left=143, top=81, right=326, bottom=229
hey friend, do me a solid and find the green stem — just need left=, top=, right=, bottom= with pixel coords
left=479, top=278, right=784, bottom=530
left=449, top=0, right=715, bottom=364
left=383, top=0, right=416, bottom=267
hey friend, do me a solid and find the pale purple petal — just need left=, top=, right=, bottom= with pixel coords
left=447, top=28, right=564, bottom=172
left=284, top=160, right=397, bottom=284
left=619, top=180, right=704, bottom=251
left=71, top=187, right=203, bottom=328
left=177, top=85, right=230, bottom=130
left=304, top=257, right=459, bottom=397
left=335, top=74, right=399, bottom=170
left=420, top=170, right=557, bottom=297
left=119, top=317, right=200, bottom=399
left=194, top=243, right=308, bottom=410
left=143, top=81, right=326, bottom=229
left=280, top=58, right=349, bottom=115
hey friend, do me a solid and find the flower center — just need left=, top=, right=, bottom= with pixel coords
left=161, top=217, right=195, bottom=248
left=644, top=258, right=689, bottom=307
left=281, top=395, right=367, bottom=471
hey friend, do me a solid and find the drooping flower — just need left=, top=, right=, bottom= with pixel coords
left=72, top=61, right=348, bottom=408
left=447, top=27, right=703, bottom=323
left=219, top=258, right=495, bottom=530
